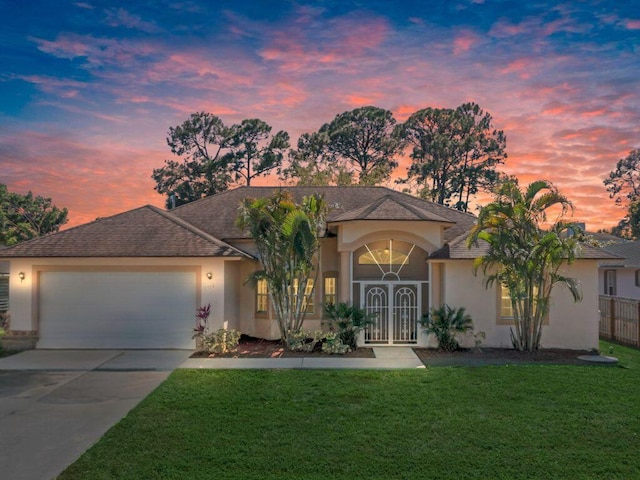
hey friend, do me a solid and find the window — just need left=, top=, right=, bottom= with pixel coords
left=358, top=248, right=409, bottom=265
left=604, top=270, right=617, bottom=296
left=0, top=274, right=8, bottom=313
left=256, top=278, right=269, bottom=313
left=293, top=278, right=315, bottom=313
left=353, top=239, right=426, bottom=282
left=635, top=270, right=640, bottom=288
left=324, top=273, right=337, bottom=308
left=500, top=284, right=513, bottom=320
left=498, top=284, right=545, bottom=325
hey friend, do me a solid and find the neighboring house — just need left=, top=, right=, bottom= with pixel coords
left=585, top=231, right=631, bottom=246
left=0, top=186, right=616, bottom=350
left=599, top=240, right=640, bottom=299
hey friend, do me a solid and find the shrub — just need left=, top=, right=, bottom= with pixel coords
left=285, top=329, right=353, bottom=355
left=192, top=303, right=240, bottom=354
left=420, top=304, right=473, bottom=351
left=324, top=302, right=374, bottom=350
left=321, top=332, right=351, bottom=354
left=286, top=329, right=325, bottom=352
left=200, top=328, right=241, bottom=354
left=0, top=312, right=8, bottom=353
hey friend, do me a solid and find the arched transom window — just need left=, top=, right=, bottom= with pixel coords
left=354, top=240, right=427, bottom=281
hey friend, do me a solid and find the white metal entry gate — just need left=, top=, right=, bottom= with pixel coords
left=362, top=282, right=421, bottom=345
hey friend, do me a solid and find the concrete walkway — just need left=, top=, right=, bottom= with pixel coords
left=0, top=349, right=192, bottom=480
left=180, top=346, right=425, bottom=370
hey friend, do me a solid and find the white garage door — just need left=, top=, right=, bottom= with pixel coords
left=38, top=271, right=197, bottom=349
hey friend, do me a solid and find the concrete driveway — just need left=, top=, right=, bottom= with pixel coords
left=0, top=349, right=192, bottom=480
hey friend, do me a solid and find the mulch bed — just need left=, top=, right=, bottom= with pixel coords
left=191, top=335, right=593, bottom=365
left=414, top=347, right=594, bottom=366
left=190, top=335, right=375, bottom=358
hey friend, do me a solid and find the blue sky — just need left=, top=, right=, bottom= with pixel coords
left=1, top=0, right=638, bottom=227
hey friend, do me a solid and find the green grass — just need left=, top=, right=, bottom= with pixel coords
left=60, top=341, right=640, bottom=480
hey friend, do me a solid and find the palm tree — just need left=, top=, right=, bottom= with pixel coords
left=421, top=304, right=473, bottom=351
left=467, top=180, right=582, bottom=351
left=236, top=190, right=327, bottom=344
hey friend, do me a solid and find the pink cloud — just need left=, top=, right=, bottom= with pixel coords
left=625, top=19, right=640, bottom=29
left=146, top=51, right=255, bottom=87
left=12, top=74, right=88, bottom=99
left=344, top=95, right=377, bottom=106
left=258, top=13, right=390, bottom=73
left=453, top=30, right=481, bottom=56
left=30, top=34, right=158, bottom=69
left=499, top=58, right=537, bottom=79
left=489, top=19, right=535, bottom=38
left=393, top=104, right=420, bottom=122
left=542, top=102, right=571, bottom=116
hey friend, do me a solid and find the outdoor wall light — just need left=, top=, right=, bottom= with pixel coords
left=18, top=272, right=25, bottom=281
left=206, top=272, right=213, bottom=280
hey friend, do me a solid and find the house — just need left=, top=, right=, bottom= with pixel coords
left=599, top=240, right=640, bottom=299
left=0, top=186, right=616, bottom=350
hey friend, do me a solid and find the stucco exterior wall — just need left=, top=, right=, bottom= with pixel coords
left=543, top=259, right=600, bottom=349
left=336, top=220, right=444, bottom=253
left=5, top=257, right=234, bottom=335
left=438, top=260, right=500, bottom=347
left=616, top=268, right=640, bottom=298
left=223, top=261, right=241, bottom=330
left=598, top=267, right=640, bottom=299
left=438, top=259, right=600, bottom=350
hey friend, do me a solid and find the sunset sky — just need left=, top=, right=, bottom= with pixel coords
left=1, top=0, right=638, bottom=230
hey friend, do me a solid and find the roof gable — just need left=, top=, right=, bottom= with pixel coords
left=0, top=205, right=250, bottom=258
left=332, top=195, right=453, bottom=223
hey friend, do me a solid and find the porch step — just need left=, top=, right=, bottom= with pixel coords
left=372, top=347, right=419, bottom=360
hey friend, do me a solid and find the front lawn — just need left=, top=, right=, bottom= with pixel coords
left=60, top=341, right=640, bottom=480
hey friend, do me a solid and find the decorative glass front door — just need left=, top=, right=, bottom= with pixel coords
left=363, top=282, right=419, bottom=344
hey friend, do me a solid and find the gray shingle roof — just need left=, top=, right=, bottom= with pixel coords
left=172, top=186, right=476, bottom=243
left=584, top=231, right=630, bottom=246
left=431, top=230, right=622, bottom=260
left=601, top=240, right=640, bottom=267
left=430, top=232, right=487, bottom=259
left=0, top=205, right=251, bottom=258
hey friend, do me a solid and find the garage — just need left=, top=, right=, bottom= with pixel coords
left=38, top=270, right=197, bottom=349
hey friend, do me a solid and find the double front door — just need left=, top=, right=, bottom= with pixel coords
left=361, top=282, right=422, bottom=345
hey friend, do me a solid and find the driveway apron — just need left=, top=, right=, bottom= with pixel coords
left=0, top=349, right=192, bottom=480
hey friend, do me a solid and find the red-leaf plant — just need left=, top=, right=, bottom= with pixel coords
left=193, top=303, right=211, bottom=337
